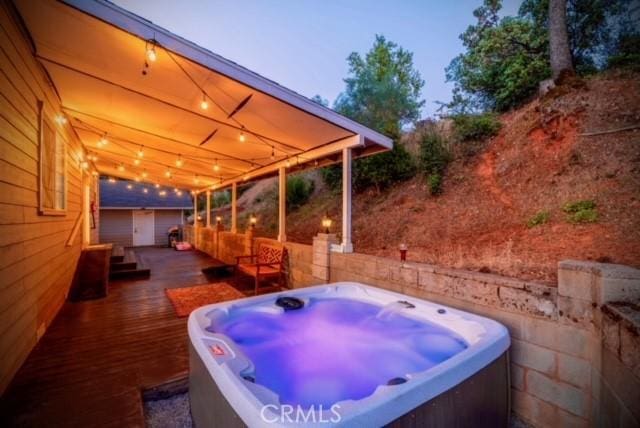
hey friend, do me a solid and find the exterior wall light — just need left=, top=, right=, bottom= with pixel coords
left=322, top=213, right=332, bottom=234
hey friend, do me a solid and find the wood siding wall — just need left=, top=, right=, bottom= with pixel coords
left=154, top=210, right=182, bottom=246
left=0, top=4, right=87, bottom=394
left=99, top=210, right=133, bottom=248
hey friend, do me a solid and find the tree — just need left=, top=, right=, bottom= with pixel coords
left=324, top=35, right=423, bottom=192
left=310, top=95, right=329, bottom=107
left=548, top=0, right=574, bottom=79
left=446, top=0, right=635, bottom=112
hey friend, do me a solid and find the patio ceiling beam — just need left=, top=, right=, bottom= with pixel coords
left=64, top=107, right=262, bottom=168
left=37, top=55, right=303, bottom=155
left=203, top=134, right=365, bottom=192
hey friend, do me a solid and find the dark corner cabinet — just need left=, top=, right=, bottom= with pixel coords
left=69, top=244, right=112, bottom=301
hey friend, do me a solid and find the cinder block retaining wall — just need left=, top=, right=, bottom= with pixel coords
left=185, top=226, right=640, bottom=427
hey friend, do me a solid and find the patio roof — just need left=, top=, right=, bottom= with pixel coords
left=14, top=0, right=392, bottom=192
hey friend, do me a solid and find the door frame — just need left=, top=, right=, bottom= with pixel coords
left=132, top=209, right=155, bottom=246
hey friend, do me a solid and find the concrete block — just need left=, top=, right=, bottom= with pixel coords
left=558, top=261, right=595, bottom=301
left=526, top=370, right=588, bottom=417
left=558, top=353, right=591, bottom=388
left=523, top=318, right=596, bottom=359
left=512, top=390, right=559, bottom=428
left=619, top=323, right=640, bottom=380
left=511, top=339, right=556, bottom=375
left=558, top=296, right=594, bottom=328
left=311, top=265, right=329, bottom=281
left=499, top=286, right=556, bottom=319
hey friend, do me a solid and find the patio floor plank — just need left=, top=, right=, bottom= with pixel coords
left=0, top=247, right=224, bottom=427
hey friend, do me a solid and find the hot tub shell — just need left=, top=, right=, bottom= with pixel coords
left=188, top=282, right=510, bottom=427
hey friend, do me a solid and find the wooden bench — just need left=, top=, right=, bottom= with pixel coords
left=234, top=243, right=285, bottom=295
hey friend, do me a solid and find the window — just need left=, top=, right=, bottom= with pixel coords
left=39, top=101, right=66, bottom=214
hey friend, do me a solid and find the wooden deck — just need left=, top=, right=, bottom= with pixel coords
left=0, top=247, right=233, bottom=427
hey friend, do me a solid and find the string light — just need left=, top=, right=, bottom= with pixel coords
left=213, top=160, right=220, bottom=172
left=194, top=175, right=200, bottom=185
left=98, top=134, right=108, bottom=147
left=126, top=184, right=133, bottom=190
left=80, top=161, right=89, bottom=170
left=239, top=131, right=246, bottom=142
left=174, top=188, right=179, bottom=192
left=141, top=170, right=148, bottom=178
left=200, top=93, right=209, bottom=110
left=142, top=188, right=148, bottom=194
left=154, top=183, right=160, bottom=188
left=54, top=114, right=67, bottom=125
left=177, top=190, right=183, bottom=196
left=159, top=190, right=167, bottom=196
left=175, top=155, right=183, bottom=168
left=165, top=168, right=172, bottom=178
left=117, top=163, right=125, bottom=172
left=108, top=177, right=116, bottom=183
left=285, top=158, right=291, bottom=168
left=133, top=158, right=141, bottom=166
left=137, top=146, right=144, bottom=158
left=134, top=176, right=141, bottom=182
left=146, top=40, right=157, bottom=62
left=91, top=171, right=99, bottom=176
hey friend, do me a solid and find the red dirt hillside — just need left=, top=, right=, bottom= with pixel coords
left=261, top=71, right=640, bottom=283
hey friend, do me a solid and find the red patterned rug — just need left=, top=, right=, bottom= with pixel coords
left=165, top=282, right=246, bottom=317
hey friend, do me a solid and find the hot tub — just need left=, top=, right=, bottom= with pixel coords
left=188, top=282, right=510, bottom=427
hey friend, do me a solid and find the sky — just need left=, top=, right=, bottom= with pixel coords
left=112, top=0, right=524, bottom=118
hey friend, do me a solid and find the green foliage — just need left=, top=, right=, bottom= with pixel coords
left=353, top=144, right=416, bottom=192
left=321, top=35, right=423, bottom=192
left=563, top=200, right=598, bottom=224
left=527, top=210, right=550, bottom=228
left=419, top=131, right=451, bottom=180
left=320, top=165, right=342, bottom=192
left=286, top=176, right=315, bottom=211
left=427, top=173, right=443, bottom=196
left=310, top=95, right=329, bottom=107
left=446, top=0, right=635, bottom=112
left=212, top=190, right=231, bottom=208
left=607, top=33, right=640, bottom=70
left=452, top=113, right=502, bottom=141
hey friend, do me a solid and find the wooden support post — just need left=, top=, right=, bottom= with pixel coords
left=341, top=147, right=353, bottom=253
left=231, top=183, right=237, bottom=233
left=193, top=192, right=198, bottom=248
left=278, top=166, right=286, bottom=242
left=205, top=190, right=211, bottom=228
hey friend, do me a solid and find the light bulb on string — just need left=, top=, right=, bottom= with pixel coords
left=200, top=93, right=209, bottom=110
left=175, top=155, right=183, bottom=168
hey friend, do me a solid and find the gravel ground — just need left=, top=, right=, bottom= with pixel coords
left=144, top=393, right=193, bottom=428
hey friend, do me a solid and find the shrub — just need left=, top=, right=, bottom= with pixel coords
left=607, top=33, right=640, bottom=71
left=452, top=113, right=502, bottom=142
left=527, top=210, right=550, bottom=228
left=212, top=190, right=231, bottom=207
left=286, top=176, right=315, bottom=210
left=427, top=173, right=443, bottom=195
left=419, top=132, right=451, bottom=177
left=563, top=200, right=598, bottom=224
left=321, top=143, right=416, bottom=193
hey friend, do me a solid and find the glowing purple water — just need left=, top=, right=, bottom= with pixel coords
left=207, top=298, right=467, bottom=407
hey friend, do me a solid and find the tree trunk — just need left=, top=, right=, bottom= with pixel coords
left=548, top=0, right=574, bottom=81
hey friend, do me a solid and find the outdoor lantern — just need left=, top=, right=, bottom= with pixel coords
left=399, top=243, right=408, bottom=262
left=321, top=213, right=332, bottom=234
left=249, top=214, right=257, bottom=228
left=216, top=216, right=222, bottom=225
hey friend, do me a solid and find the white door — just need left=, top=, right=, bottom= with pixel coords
left=132, top=210, right=155, bottom=246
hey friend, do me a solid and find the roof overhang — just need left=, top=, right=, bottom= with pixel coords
left=14, top=0, right=392, bottom=193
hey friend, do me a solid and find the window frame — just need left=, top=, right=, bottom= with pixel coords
left=38, top=100, right=67, bottom=216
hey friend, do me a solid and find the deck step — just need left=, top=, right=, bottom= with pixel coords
left=109, top=248, right=150, bottom=280
left=110, top=261, right=138, bottom=271
left=109, top=267, right=150, bottom=280
left=110, top=245, right=125, bottom=263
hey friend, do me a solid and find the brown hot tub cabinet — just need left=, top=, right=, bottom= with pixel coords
left=189, top=343, right=510, bottom=427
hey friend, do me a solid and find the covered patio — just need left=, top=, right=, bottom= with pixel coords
left=16, top=0, right=392, bottom=254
